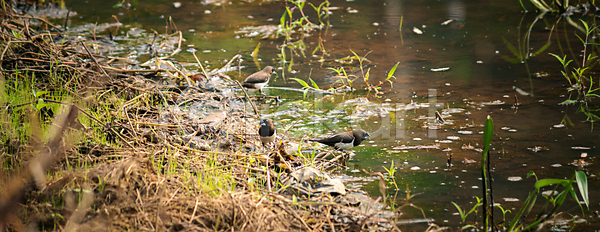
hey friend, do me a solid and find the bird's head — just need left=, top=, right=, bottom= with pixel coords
left=354, top=129, right=370, bottom=140
left=260, top=118, right=273, bottom=127
left=263, top=66, right=274, bottom=76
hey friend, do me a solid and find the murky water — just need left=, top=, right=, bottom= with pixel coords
left=67, top=0, right=600, bottom=230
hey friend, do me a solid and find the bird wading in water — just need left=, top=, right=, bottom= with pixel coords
left=310, top=129, right=370, bottom=151
left=242, top=66, right=274, bottom=95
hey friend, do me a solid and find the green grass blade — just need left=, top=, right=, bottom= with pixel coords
left=576, top=170, right=589, bottom=208
left=291, top=78, right=309, bottom=88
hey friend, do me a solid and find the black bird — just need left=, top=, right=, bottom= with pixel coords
left=310, top=129, right=370, bottom=150
left=242, top=66, right=274, bottom=94
left=259, top=118, right=276, bottom=145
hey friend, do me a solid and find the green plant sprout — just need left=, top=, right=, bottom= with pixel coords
left=550, top=19, right=600, bottom=129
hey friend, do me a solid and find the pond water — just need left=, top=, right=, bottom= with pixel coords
left=66, top=0, right=600, bottom=230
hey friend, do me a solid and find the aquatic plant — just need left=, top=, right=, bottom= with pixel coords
left=277, top=0, right=330, bottom=78
left=550, top=20, right=600, bottom=129
left=453, top=115, right=590, bottom=231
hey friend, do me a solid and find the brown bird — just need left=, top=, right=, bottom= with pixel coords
left=241, top=66, right=274, bottom=94
left=310, top=129, right=370, bottom=150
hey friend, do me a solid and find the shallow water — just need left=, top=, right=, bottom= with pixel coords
left=67, top=0, right=600, bottom=230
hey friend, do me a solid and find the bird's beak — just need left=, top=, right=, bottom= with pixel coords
left=364, top=133, right=371, bottom=140
left=260, top=121, right=266, bottom=126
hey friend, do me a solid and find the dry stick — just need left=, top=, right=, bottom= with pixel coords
left=0, top=106, right=78, bottom=230
left=284, top=101, right=316, bottom=134
left=41, top=98, right=136, bottom=149
left=266, top=156, right=272, bottom=193
left=100, top=66, right=163, bottom=73
left=0, top=40, right=31, bottom=62
left=317, top=152, right=345, bottom=169
left=12, top=14, right=64, bottom=32
left=80, top=41, right=109, bottom=77
left=219, top=74, right=259, bottom=116
left=189, top=197, right=198, bottom=223
left=191, top=52, right=210, bottom=80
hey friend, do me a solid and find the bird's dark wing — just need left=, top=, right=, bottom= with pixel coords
left=241, top=82, right=255, bottom=88
left=312, top=131, right=354, bottom=147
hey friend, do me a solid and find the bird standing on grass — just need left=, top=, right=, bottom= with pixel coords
left=259, top=118, right=277, bottom=146
left=310, top=129, right=370, bottom=151
left=242, top=66, right=274, bottom=95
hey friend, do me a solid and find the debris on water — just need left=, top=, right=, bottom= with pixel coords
left=513, top=86, right=532, bottom=96
left=393, top=144, right=440, bottom=150
left=533, top=71, right=549, bottom=78
left=501, top=127, right=510, bottom=130
left=410, top=166, right=421, bottom=171
left=372, top=22, right=380, bottom=26
left=438, top=140, right=453, bottom=143
left=442, top=148, right=452, bottom=151
left=430, top=67, right=450, bottom=72
left=504, top=198, right=520, bottom=202
left=481, top=100, right=505, bottom=105
left=413, top=27, right=423, bottom=34
left=347, top=7, right=358, bottom=13
left=447, top=136, right=460, bottom=140
left=476, top=60, right=483, bottom=64
left=551, top=124, right=566, bottom=129
left=551, top=164, right=562, bottom=168
left=541, top=190, right=558, bottom=196
left=571, top=159, right=590, bottom=168
left=461, top=144, right=475, bottom=150
left=472, top=186, right=479, bottom=189
left=571, top=146, right=590, bottom=150
left=173, top=2, right=181, bottom=8
left=463, top=158, right=476, bottom=164
left=507, top=176, right=523, bottom=181
left=204, top=9, right=211, bottom=14
left=508, top=129, right=517, bottom=132
left=528, top=146, right=549, bottom=153
left=581, top=153, right=588, bottom=158
left=235, top=25, right=289, bottom=39
left=413, top=138, right=422, bottom=141
left=457, top=131, right=473, bottom=135
left=441, top=19, right=453, bottom=25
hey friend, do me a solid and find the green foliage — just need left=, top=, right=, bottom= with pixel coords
left=277, top=0, right=330, bottom=76
left=550, top=20, right=600, bottom=129
left=451, top=197, right=482, bottom=229
left=453, top=115, right=590, bottom=231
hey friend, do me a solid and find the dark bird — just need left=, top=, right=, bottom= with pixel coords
left=242, top=66, right=274, bottom=94
left=259, top=118, right=277, bottom=145
left=310, top=129, right=370, bottom=150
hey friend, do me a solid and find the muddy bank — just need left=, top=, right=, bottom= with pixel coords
left=0, top=3, right=428, bottom=231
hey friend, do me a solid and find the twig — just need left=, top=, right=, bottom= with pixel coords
left=80, top=41, right=109, bottom=77
left=192, top=52, right=210, bottom=80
